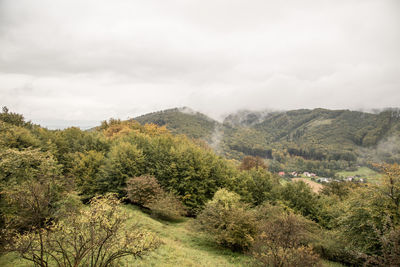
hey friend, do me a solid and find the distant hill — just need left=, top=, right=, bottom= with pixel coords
left=134, top=107, right=400, bottom=175
left=135, top=107, right=218, bottom=141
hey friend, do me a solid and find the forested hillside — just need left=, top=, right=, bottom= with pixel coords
left=135, top=107, right=400, bottom=176
left=135, top=107, right=218, bottom=141
left=1, top=107, right=400, bottom=267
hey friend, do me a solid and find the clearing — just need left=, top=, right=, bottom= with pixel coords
left=336, top=166, right=381, bottom=183
left=292, top=177, right=324, bottom=193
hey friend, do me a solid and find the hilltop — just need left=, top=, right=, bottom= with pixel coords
left=135, top=107, right=219, bottom=141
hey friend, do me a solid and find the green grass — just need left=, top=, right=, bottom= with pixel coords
left=0, top=205, right=252, bottom=267
left=0, top=253, right=27, bottom=267
left=1, top=204, right=345, bottom=267
left=322, top=260, right=346, bottom=267
left=336, top=166, right=381, bottom=183
left=121, top=205, right=253, bottom=266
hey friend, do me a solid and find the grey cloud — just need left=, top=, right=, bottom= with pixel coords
left=0, top=0, right=399, bottom=127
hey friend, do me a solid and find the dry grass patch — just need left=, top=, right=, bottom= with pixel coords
left=293, top=178, right=324, bottom=193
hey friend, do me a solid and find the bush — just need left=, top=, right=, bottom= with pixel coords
left=146, top=192, right=187, bottom=221
left=252, top=245, right=321, bottom=267
left=126, top=175, right=163, bottom=206
left=195, top=189, right=257, bottom=251
left=126, top=175, right=186, bottom=221
left=251, top=209, right=321, bottom=267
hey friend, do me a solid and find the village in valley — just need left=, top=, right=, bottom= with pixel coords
left=278, top=170, right=367, bottom=193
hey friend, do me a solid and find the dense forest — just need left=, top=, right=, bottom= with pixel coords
left=1, top=107, right=400, bottom=266
left=136, top=107, right=400, bottom=177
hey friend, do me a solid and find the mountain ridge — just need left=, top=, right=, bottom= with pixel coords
left=133, top=107, right=400, bottom=175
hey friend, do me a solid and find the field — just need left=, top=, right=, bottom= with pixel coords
left=336, top=167, right=381, bottom=183
left=292, top=177, right=324, bottom=193
left=0, top=205, right=344, bottom=267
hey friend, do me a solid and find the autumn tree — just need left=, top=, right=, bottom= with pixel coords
left=126, top=175, right=163, bottom=207
left=251, top=212, right=321, bottom=267
left=6, top=194, right=160, bottom=267
left=239, top=155, right=267, bottom=171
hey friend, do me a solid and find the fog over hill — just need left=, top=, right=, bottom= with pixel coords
left=133, top=107, right=400, bottom=176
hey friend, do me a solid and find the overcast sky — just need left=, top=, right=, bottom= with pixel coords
left=1, top=0, right=399, bottom=128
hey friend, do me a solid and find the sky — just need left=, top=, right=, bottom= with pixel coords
left=1, top=0, right=399, bottom=129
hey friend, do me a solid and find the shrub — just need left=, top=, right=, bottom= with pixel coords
left=195, top=189, right=257, bottom=251
left=252, top=245, right=321, bottom=267
left=146, top=192, right=187, bottom=221
left=251, top=210, right=321, bottom=267
left=126, top=175, right=163, bottom=206
left=126, top=175, right=186, bottom=221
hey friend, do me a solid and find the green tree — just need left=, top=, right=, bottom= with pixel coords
left=0, top=122, right=40, bottom=149
left=234, top=168, right=278, bottom=206
left=279, top=181, right=321, bottom=222
left=0, top=106, right=27, bottom=127
left=337, top=164, right=400, bottom=257
left=196, top=189, right=257, bottom=251
left=0, top=148, right=65, bottom=248
left=100, top=141, right=145, bottom=195
left=69, top=150, right=106, bottom=200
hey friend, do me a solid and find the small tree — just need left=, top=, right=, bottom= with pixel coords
left=239, top=156, right=267, bottom=171
left=279, top=181, right=321, bottom=221
left=196, top=189, right=257, bottom=251
left=146, top=191, right=187, bottom=221
left=126, top=175, right=186, bottom=221
left=251, top=212, right=321, bottom=267
left=126, top=175, right=163, bottom=207
left=234, top=168, right=277, bottom=206
left=7, top=194, right=160, bottom=267
left=0, top=149, right=64, bottom=233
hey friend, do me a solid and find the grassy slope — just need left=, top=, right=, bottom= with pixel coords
left=0, top=205, right=252, bottom=267
left=336, top=166, right=381, bottom=183
left=123, top=205, right=252, bottom=267
left=0, top=205, right=345, bottom=267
